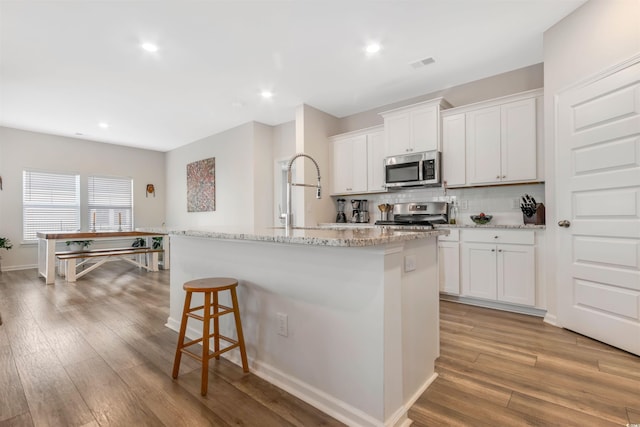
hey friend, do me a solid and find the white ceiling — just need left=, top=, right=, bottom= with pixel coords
left=0, top=0, right=586, bottom=152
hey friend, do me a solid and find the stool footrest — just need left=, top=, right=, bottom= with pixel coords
left=186, top=305, right=234, bottom=321
left=180, top=342, right=241, bottom=362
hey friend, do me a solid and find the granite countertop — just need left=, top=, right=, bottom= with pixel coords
left=319, top=223, right=546, bottom=230
left=434, top=224, right=546, bottom=230
left=164, top=226, right=448, bottom=247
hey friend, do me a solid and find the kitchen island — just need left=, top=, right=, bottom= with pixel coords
left=166, top=226, right=447, bottom=427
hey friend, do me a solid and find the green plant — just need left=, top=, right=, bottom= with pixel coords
left=152, top=236, right=163, bottom=249
left=65, top=240, right=93, bottom=249
left=0, top=237, right=12, bottom=250
left=132, top=237, right=146, bottom=247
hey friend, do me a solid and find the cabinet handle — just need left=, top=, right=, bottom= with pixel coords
left=498, top=249, right=503, bottom=252
left=491, top=249, right=495, bottom=252
left=502, top=175, right=506, bottom=179
left=494, top=236, right=499, bottom=239
left=496, top=175, right=500, bottom=179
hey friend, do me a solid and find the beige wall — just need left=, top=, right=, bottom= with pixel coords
left=0, top=126, right=166, bottom=270
left=337, top=63, right=544, bottom=134
left=542, top=0, right=640, bottom=320
left=295, top=104, right=341, bottom=227
left=165, top=121, right=275, bottom=229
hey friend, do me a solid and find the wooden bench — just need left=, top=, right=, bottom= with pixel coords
left=56, top=247, right=163, bottom=282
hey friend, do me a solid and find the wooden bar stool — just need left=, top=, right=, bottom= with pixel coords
left=172, top=277, right=249, bottom=395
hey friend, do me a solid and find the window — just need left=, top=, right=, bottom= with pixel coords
left=88, top=176, right=133, bottom=231
left=23, top=170, right=81, bottom=241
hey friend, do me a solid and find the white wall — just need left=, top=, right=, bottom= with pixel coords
left=165, top=121, right=274, bottom=228
left=542, top=0, right=640, bottom=319
left=0, top=126, right=166, bottom=270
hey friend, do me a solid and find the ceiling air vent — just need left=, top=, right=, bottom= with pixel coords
left=409, top=57, right=435, bottom=69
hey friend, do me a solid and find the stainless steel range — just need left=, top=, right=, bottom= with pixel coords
left=375, top=201, right=448, bottom=228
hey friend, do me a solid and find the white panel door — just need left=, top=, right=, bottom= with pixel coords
left=467, top=106, right=501, bottom=185
left=351, top=135, right=368, bottom=193
left=461, top=243, right=497, bottom=300
left=385, top=113, right=411, bottom=156
left=332, top=139, right=352, bottom=194
left=556, top=58, right=640, bottom=356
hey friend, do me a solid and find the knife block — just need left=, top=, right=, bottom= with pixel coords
left=523, top=203, right=545, bottom=225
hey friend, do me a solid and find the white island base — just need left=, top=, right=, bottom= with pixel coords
left=167, top=230, right=440, bottom=427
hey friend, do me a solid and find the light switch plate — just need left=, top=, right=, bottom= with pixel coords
left=404, top=255, right=416, bottom=272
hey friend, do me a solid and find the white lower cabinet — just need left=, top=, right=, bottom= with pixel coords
left=456, top=229, right=536, bottom=307
left=438, top=230, right=460, bottom=295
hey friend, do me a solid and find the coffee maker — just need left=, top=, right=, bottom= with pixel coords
left=335, top=198, right=347, bottom=223
left=350, top=199, right=370, bottom=223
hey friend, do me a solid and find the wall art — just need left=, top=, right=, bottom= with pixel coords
left=187, top=157, right=216, bottom=212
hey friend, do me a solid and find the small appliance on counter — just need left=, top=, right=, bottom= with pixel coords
left=375, top=201, right=448, bottom=228
left=520, top=194, right=545, bottom=225
left=336, top=198, right=347, bottom=223
left=351, top=199, right=370, bottom=223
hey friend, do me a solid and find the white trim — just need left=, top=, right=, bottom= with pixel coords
left=543, top=313, right=559, bottom=327
left=441, top=88, right=543, bottom=116
left=0, top=263, right=38, bottom=272
left=554, top=52, right=640, bottom=96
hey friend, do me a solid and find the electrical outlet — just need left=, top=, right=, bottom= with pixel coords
left=511, top=198, right=520, bottom=209
left=459, top=200, right=469, bottom=210
left=404, top=255, right=416, bottom=272
left=277, top=312, right=288, bottom=337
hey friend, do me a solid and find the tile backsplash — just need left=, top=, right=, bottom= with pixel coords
left=332, top=183, right=545, bottom=225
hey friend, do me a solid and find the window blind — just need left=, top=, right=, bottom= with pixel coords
left=23, top=170, right=81, bottom=241
left=88, top=176, right=133, bottom=231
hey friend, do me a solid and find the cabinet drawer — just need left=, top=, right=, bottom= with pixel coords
left=461, top=229, right=534, bottom=245
left=438, top=229, right=459, bottom=242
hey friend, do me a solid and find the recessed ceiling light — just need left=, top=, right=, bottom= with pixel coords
left=365, top=43, right=381, bottom=54
left=261, top=90, right=273, bottom=99
left=141, top=42, right=159, bottom=53
left=98, top=122, right=109, bottom=129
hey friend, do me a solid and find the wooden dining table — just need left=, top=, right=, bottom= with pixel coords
left=37, top=230, right=169, bottom=285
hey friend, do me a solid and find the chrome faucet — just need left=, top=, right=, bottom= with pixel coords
left=284, top=153, right=321, bottom=228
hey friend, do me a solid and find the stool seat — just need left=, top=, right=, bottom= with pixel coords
left=183, top=277, right=238, bottom=292
left=172, top=277, right=249, bottom=395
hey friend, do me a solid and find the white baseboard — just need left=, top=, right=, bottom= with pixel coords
left=440, top=294, right=547, bottom=317
left=543, top=313, right=559, bottom=326
left=0, top=263, right=38, bottom=272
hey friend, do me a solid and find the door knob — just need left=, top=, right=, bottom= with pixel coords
left=558, top=220, right=571, bottom=228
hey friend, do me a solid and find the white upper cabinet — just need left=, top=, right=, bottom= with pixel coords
left=332, top=135, right=367, bottom=195
left=330, top=126, right=386, bottom=195
left=381, top=98, right=450, bottom=157
left=441, top=89, right=543, bottom=188
left=441, top=113, right=466, bottom=187
left=367, top=130, right=386, bottom=192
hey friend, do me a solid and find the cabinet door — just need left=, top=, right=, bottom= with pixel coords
left=501, top=98, right=537, bottom=183
left=442, top=114, right=466, bottom=187
left=467, top=106, right=501, bottom=185
left=351, top=135, right=368, bottom=193
left=412, top=104, right=439, bottom=152
left=439, top=241, right=460, bottom=294
left=497, top=244, right=535, bottom=306
left=332, top=139, right=353, bottom=194
left=385, top=113, right=411, bottom=156
left=367, top=131, right=386, bottom=192
left=461, top=242, right=497, bottom=300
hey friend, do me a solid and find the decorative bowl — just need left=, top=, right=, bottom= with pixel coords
left=470, top=214, right=493, bottom=225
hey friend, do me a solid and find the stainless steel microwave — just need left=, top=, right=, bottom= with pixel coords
left=384, top=150, right=441, bottom=188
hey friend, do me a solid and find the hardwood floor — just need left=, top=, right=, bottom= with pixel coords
left=2, top=265, right=639, bottom=426
left=0, top=265, right=344, bottom=427
left=410, top=301, right=640, bottom=427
